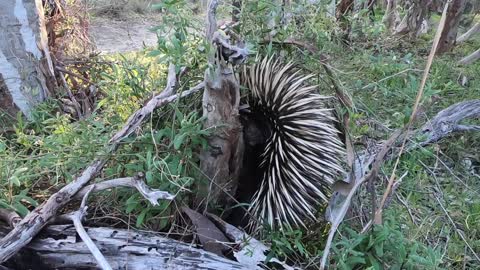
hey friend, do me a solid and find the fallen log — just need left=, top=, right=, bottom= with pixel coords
left=2, top=225, right=250, bottom=270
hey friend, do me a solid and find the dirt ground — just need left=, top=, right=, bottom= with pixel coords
left=89, top=15, right=161, bottom=53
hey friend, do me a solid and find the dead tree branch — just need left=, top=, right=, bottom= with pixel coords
left=65, top=186, right=112, bottom=270
left=0, top=64, right=204, bottom=263
left=420, top=99, right=480, bottom=146
left=5, top=225, right=251, bottom=270
left=74, top=174, right=175, bottom=205
left=459, top=48, right=480, bottom=65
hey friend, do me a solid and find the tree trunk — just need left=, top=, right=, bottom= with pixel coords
left=395, top=0, right=432, bottom=37
left=0, top=0, right=56, bottom=119
left=197, top=0, right=244, bottom=214
left=336, top=0, right=354, bottom=20
left=437, top=0, right=466, bottom=54
left=383, top=0, right=400, bottom=31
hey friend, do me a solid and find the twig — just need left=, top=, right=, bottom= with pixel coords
left=419, top=99, right=480, bottom=146
left=74, top=174, right=176, bottom=203
left=65, top=186, right=113, bottom=270
left=131, top=173, right=176, bottom=205
left=59, top=72, right=83, bottom=119
left=320, top=128, right=404, bottom=269
left=360, top=171, right=408, bottom=233
left=110, top=64, right=177, bottom=143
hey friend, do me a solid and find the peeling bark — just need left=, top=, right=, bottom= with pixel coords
left=197, top=0, right=245, bottom=214
left=0, top=0, right=56, bottom=118
left=2, top=225, right=251, bottom=270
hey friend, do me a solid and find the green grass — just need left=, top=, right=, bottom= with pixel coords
left=1, top=1, right=479, bottom=269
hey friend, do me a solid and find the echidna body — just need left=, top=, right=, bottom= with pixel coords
left=239, top=56, right=345, bottom=230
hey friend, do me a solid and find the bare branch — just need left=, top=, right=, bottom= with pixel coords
left=132, top=173, right=176, bottom=205
left=420, top=99, right=480, bottom=146
left=74, top=174, right=176, bottom=203
left=322, top=128, right=405, bottom=269
left=110, top=64, right=177, bottom=143
left=65, top=186, right=113, bottom=270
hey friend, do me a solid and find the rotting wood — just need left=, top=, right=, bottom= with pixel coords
left=1, top=225, right=251, bottom=270
left=437, top=0, right=466, bottom=54
left=0, top=210, right=21, bottom=229
left=419, top=99, right=480, bottom=145
left=197, top=0, right=247, bottom=213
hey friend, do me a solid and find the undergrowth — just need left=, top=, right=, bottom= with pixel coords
left=1, top=0, right=479, bottom=269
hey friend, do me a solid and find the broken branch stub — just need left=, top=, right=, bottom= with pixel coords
left=197, top=0, right=248, bottom=212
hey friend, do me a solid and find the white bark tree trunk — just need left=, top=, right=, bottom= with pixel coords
left=0, top=0, right=55, bottom=119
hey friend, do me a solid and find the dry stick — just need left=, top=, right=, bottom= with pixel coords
left=65, top=186, right=113, bottom=270
left=320, top=128, right=404, bottom=270
left=321, top=2, right=451, bottom=268
left=373, top=1, right=450, bottom=226
left=74, top=174, right=175, bottom=202
left=0, top=65, right=203, bottom=263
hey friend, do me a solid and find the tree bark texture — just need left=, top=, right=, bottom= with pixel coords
left=197, top=0, right=244, bottom=213
left=336, top=0, right=354, bottom=20
left=0, top=0, right=56, bottom=118
left=437, top=0, right=466, bottom=54
left=2, top=225, right=251, bottom=270
left=459, top=47, right=480, bottom=64
left=395, top=0, right=432, bottom=37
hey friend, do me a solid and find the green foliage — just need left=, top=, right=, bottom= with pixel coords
left=332, top=219, right=442, bottom=270
left=149, top=0, right=205, bottom=69
left=1, top=1, right=479, bottom=269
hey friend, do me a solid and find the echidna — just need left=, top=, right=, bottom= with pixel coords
left=236, top=56, right=345, bottom=230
